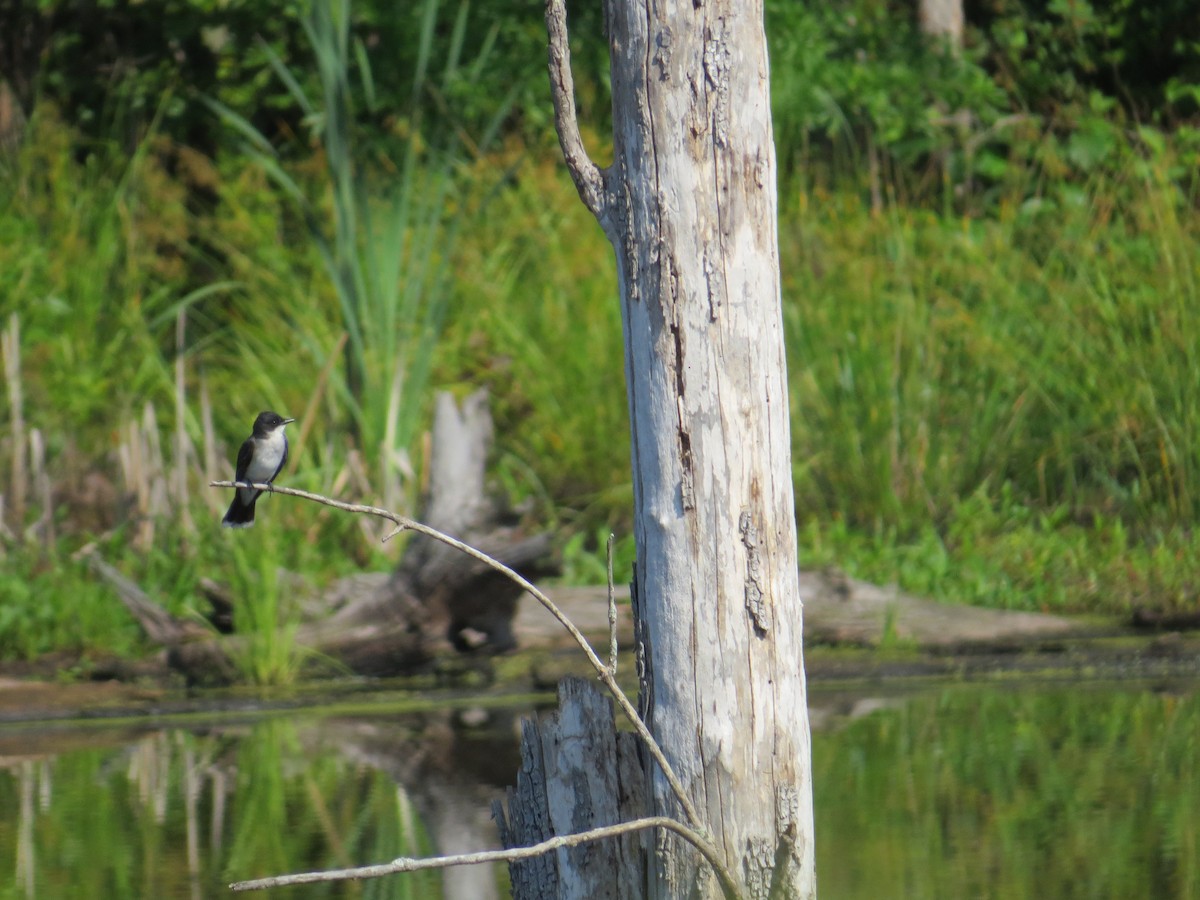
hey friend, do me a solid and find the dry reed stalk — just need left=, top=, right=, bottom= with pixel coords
left=142, top=403, right=169, bottom=518
left=200, top=375, right=221, bottom=505
left=173, top=311, right=195, bottom=532
left=117, top=404, right=169, bottom=548
left=292, top=330, right=348, bottom=471
left=2, top=314, right=26, bottom=531
left=29, top=428, right=54, bottom=546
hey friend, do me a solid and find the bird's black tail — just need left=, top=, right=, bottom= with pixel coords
left=221, top=492, right=259, bottom=528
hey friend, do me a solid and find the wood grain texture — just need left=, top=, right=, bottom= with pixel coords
left=541, top=0, right=817, bottom=895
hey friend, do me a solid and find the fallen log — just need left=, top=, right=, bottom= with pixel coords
left=94, top=389, right=558, bottom=686
left=511, top=569, right=1096, bottom=654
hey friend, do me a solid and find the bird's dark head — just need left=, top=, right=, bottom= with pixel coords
left=252, top=411, right=296, bottom=436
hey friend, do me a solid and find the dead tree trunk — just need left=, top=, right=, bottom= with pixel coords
left=497, top=678, right=648, bottom=897
left=501, top=2, right=816, bottom=897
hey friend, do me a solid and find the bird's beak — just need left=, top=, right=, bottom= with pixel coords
left=283, top=418, right=296, bottom=425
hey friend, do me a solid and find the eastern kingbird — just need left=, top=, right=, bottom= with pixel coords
left=221, top=411, right=295, bottom=528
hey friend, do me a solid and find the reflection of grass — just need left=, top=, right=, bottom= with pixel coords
left=0, top=722, right=446, bottom=897
left=813, top=685, right=1200, bottom=899
left=224, top=718, right=444, bottom=896
left=0, top=719, right=445, bottom=896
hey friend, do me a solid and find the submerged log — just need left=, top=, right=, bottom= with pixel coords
left=96, top=389, right=557, bottom=686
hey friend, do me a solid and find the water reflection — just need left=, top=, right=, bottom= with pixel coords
left=812, top=681, right=1200, bottom=900
left=1, top=681, right=1198, bottom=899
left=0, top=703, right=523, bottom=899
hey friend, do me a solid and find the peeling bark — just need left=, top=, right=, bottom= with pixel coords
left=530, top=2, right=817, bottom=896
left=496, top=677, right=648, bottom=898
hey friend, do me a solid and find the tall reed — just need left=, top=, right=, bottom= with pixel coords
left=208, top=0, right=511, bottom=515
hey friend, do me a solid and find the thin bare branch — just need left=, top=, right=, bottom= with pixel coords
left=230, top=816, right=738, bottom=896
left=210, top=480, right=705, bottom=832
left=607, top=531, right=618, bottom=674
left=545, top=0, right=609, bottom=224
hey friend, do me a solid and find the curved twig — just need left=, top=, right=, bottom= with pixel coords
left=212, top=479, right=738, bottom=893
left=230, top=816, right=736, bottom=895
left=211, top=480, right=705, bottom=834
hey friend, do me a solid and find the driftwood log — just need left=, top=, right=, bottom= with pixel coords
left=94, top=389, right=558, bottom=686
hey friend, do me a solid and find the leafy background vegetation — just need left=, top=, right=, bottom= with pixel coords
left=1, top=0, right=1199, bottom=674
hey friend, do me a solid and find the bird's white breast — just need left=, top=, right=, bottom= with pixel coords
left=246, top=430, right=288, bottom=481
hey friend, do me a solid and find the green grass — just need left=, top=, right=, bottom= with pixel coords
left=437, top=153, right=631, bottom=523
left=781, top=163, right=1200, bottom=529
left=2, top=93, right=1199, bottom=671
left=801, top=489, right=1200, bottom=616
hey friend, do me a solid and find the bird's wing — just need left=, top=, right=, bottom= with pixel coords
left=234, top=438, right=255, bottom=482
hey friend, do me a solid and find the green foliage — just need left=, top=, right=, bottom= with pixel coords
left=3, top=0, right=1200, bottom=665
left=0, top=551, right=141, bottom=660
left=438, top=156, right=630, bottom=523
left=982, top=0, right=1200, bottom=124
left=14, top=0, right=308, bottom=150
left=0, top=109, right=186, bottom=433
left=4, top=0, right=610, bottom=159
left=557, top=528, right=637, bottom=588
left=767, top=0, right=1010, bottom=182
left=782, top=150, right=1200, bottom=532
left=801, top=491, right=1200, bottom=615
left=765, top=0, right=1200, bottom=207
left=220, top=528, right=302, bottom=685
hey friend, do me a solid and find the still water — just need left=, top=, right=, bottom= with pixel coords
left=1, top=679, right=1197, bottom=899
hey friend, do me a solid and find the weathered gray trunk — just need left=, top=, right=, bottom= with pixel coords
left=496, top=678, right=649, bottom=898
left=538, top=1, right=816, bottom=896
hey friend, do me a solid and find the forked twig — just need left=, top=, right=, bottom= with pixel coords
left=544, top=0, right=608, bottom=224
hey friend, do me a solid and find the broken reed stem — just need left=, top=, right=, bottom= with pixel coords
left=3, top=314, right=26, bottom=529
left=174, top=310, right=194, bottom=532
left=209, top=481, right=714, bottom=847
left=230, top=816, right=734, bottom=894
left=29, top=428, right=53, bottom=545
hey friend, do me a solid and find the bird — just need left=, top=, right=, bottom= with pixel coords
left=221, top=411, right=295, bottom=528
